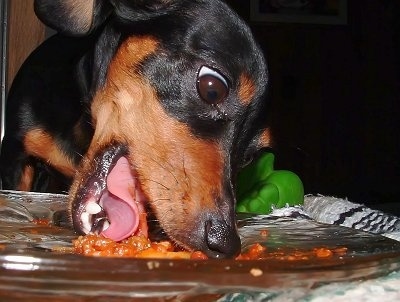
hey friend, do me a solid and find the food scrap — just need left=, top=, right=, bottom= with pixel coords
left=237, top=243, right=348, bottom=261
left=249, top=268, right=263, bottom=277
left=72, top=234, right=347, bottom=261
left=73, top=234, right=208, bottom=259
left=32, top=218, right=52, bottom=226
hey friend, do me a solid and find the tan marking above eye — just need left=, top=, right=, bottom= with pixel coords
left=238, top=72, right=256, bottom=105
left=258, top=127, right=272, bottom=149
left=23, top=128, right=76, bottom=177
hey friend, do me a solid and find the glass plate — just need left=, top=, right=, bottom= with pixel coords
left=1, top=190, right=400, bottom=301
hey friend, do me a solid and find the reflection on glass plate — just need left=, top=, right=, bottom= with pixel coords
left=1, top=190, right=400, bottom=301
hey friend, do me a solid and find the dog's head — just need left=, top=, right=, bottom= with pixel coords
left=35, top=0, right=271, bottom=258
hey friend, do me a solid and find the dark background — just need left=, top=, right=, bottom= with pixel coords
left=226, top=0, right=400, bottom=215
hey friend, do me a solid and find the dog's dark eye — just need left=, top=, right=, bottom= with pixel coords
left=197, top=66, right=229, bottom=105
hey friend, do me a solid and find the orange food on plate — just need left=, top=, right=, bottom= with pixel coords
left=238, top=244, right=348, bottom=261
left=73, top=233, right=347, bottom=261
left=259, top=229, right=269, bottom=237
left=73, top=234, right=207, bottom=259
left=32, top=218, right=51, bottom=226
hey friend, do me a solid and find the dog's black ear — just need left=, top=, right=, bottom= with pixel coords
left=34, top=0, right=113, bottom=36
left=110, top=0, right=188, bottom=23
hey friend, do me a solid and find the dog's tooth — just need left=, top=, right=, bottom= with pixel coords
left=102, top=220, right=110, bottom=232
left=85, top=202, right=102, bottom=215
left=80, top=212, right=91, bottom=234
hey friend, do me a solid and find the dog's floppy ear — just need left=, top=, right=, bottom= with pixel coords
left=34, top=0, right=113, bottom=36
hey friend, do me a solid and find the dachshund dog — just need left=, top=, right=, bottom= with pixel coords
left=0, top=0, right=270, bottom=258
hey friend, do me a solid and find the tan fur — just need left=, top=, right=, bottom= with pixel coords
left=24, top=128, right=76, bottom=177
left=18, top=165, right=34, bottom=191
left=238, top=72, right=256, bottom=105
left=258, top=127, right=272, bottom=148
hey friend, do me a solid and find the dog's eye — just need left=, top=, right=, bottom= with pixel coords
left=197, top=66, right=229, bottom=105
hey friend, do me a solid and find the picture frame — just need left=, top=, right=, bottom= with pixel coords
left=250, top=0, right=347, bottom=25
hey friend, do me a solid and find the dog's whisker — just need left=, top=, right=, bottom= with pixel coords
left=180, top=154, right=191, bottom=191
left=140, top=178, right=171, bottom=190
left=150, top=198, right=171, bottom=205
left=74, top=151, right=84, bottom=160
left=128, top=137, right=180, bottom=185
left=148, top=155, right=180, bottom=185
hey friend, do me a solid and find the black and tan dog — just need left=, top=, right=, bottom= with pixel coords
left=0, top=0, right=270, bottom=258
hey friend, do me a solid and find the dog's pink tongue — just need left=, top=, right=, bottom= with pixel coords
left=101, top=156, right=140, bottom=241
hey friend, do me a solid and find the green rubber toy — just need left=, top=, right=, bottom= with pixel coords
left=236, top=152, right=304, bottom=214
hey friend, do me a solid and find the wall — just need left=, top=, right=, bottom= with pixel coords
left=229, top=0, right=400, bottom=213
left=7, top=0, right=46, bottom=89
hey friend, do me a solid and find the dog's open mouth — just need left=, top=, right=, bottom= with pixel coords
left=71, top=145, right=148, bottom=242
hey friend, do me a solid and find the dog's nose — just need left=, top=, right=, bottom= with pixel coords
left=205, top=219, right=241, bottom=258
